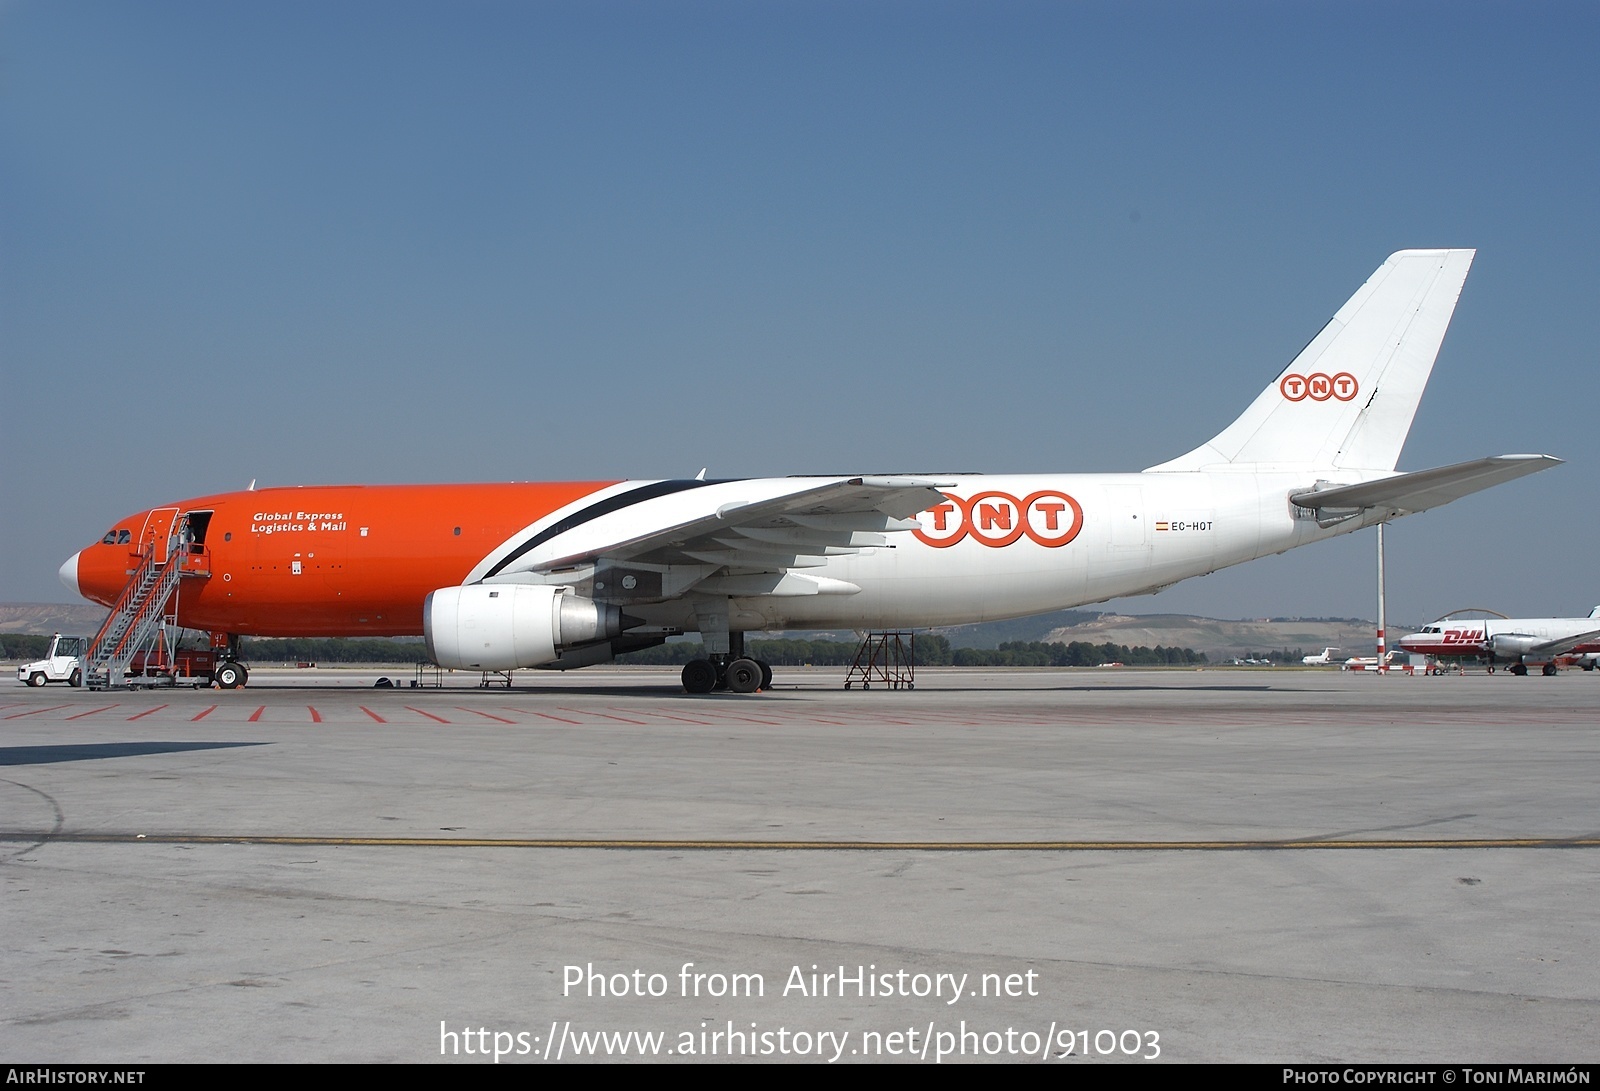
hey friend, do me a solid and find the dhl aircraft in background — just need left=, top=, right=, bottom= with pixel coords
left=61, top=250, right=1560, bottom=692
left=1399, top=609, right=1600, bottom=676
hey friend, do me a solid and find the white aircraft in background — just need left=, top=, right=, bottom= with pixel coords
left=1399, top=609, right=1600, bottom=676
left=65, top=249, right=1561, bottom=693
left=1301, top=647, right=1343, bottom=666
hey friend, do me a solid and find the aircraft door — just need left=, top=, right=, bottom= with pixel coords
left=137, top=507, right=180, bottom=564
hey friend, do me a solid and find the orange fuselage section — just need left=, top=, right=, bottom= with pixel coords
left=75, top=482, right=615, bottom=637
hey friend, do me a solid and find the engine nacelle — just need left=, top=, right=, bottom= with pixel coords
left=423, top=584, right=629, bottom=671
left=1486, top=632, right=1541, bottom=660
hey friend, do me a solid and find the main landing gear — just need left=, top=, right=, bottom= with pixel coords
left=212, top=632, right=248, bottom=689
left=680, top=655, right=773, bottom=695
left=680, top=610, right=773, bottom=695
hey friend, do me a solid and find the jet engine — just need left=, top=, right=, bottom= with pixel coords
left=424, top=584, right=631, bottom=671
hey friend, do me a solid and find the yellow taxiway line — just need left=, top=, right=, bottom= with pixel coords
left=5, top=833, right=1599, bottom=850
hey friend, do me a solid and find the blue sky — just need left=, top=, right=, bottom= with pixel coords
left=3, top=1, right=1595, bottom=623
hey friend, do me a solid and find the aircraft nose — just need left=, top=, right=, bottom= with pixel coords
left=59, top=551, right=81, bottom=597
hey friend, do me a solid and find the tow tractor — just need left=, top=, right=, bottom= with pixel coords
left=16, top=633, right=87, bottom=687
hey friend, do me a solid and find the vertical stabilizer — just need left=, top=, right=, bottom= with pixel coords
left=1147, top=249, right=1475, bottom=472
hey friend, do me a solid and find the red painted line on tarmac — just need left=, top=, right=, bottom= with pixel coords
left=128, top=705, right=169, bottom=720
left=678, top=708, right=783, bottom=726
left=561, top=706, right=646, bottom=725
left=191, top=704, right=218, bottom=721
left=65, top=704, right=120, bottom=721
left=359, top=706, right=387, bottom=723
left=514, top=709, right=583, bottom=725
left=458, top=707, right=515, bottom=723
left=625, top=706, right=711, bottom=724
left=404, top=706, right=452, bottom=724
left=308, top=706, right=322, bottom=724
left=5, top=705, right=70, bottom=719
left=247, top=706, right=267, bottom=722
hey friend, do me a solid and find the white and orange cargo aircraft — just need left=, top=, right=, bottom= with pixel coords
left=61, top=250, right=1560, bottom=692
left=1399, top=609, right=1600, bottom=676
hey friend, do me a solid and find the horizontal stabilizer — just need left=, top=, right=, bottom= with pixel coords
left=1289, top=454, right=1561, bottom=517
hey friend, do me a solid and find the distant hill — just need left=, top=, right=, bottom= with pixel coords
left=938, top=609, right=1104, bottom=648
left=759, top=609, right=1392, bottom=661
left=1039, top=613, right=1395, bottom=662
left=0, top=602, right=109, bottom=635
left=755, top=609, right=1103, bottom=649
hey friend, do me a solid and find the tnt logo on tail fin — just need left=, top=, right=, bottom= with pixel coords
left=1149, top=249, right=1475, bottom=473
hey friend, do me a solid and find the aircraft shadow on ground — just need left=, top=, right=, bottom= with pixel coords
left=0, top=741, right=268, bottom=766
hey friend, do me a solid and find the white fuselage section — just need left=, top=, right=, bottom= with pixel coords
left=482, top=470, right=1378, bottom=634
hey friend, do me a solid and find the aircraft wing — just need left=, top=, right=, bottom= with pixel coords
left=1510, top=628, right=1600, bottom=660
left=1288, top=454, right=1561, bottom=517
left=485, top=476, right=953, bottom=587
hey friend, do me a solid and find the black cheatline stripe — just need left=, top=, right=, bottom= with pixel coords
left=483, top=479, right=722, bottom=579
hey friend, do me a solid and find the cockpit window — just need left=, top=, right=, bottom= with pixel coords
left=102, top=530, right=117, bottom=544
left=118, top=529, right=131, bottom=544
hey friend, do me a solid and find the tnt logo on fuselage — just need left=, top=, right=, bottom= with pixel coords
left=1280, top=371, right=1359, bottom=402
left=913, top=491, right=1084, bottom=548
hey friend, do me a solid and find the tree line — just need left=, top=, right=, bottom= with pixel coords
left=615, top=634, right=1204, bottom=667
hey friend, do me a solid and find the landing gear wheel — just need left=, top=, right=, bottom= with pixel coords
left=725, top=658, right=762, bottom=694
left=1542, top=663, right=1558, bottom=676
left=215, top=662, right=246, bottom=689
left=28, top=672, right=47, bottom=688
left=1510, top=663, right=1528, bottom=677
left=69, top=669, right=82, bottom=688
left=756, top=659, right=773, bottom=691
left=681, top=659, right=718, bottom=694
